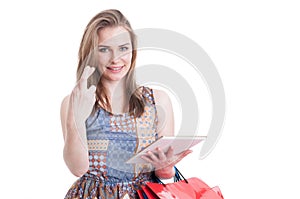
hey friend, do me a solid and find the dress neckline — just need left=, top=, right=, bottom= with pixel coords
left=99, top=86, right=146, bottom=117
left=102, top=108, right=131, bottom=117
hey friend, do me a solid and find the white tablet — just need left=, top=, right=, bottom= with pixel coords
left=126, top=136, right=206, bottom=164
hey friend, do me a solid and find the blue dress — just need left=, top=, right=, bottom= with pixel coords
left=65, top=86, right=158, bottom=199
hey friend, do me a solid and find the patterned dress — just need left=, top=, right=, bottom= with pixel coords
left=65, top=86, right=158, bottom=199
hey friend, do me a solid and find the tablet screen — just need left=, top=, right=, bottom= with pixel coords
left=126, top=136, right=206, bottom=164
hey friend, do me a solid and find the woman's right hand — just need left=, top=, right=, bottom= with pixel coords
left=68, top=66, right=96, bottom=130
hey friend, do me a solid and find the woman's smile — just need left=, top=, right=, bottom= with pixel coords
left=106, top=65, right=125, bottom=73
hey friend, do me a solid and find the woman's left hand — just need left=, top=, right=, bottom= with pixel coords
left=141, top=146, right=192, bottom=179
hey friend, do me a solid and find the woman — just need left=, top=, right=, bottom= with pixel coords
left=60, top=9, right=192, bottom=198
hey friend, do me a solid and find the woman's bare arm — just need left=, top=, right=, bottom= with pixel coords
left=60, top=95, right=89, bottom=177
left=60, top=66, right=96, bottom=177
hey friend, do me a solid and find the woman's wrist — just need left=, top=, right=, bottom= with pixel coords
left=155, top=166, right=175, bottom=179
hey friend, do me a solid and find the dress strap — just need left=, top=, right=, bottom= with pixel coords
left=142, top=86, right=156, bottom=105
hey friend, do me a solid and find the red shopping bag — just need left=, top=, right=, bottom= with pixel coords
left=138, top=167, right=224, bottom=199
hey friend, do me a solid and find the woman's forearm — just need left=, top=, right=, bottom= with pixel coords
left=63, top=119, right=89, bottom=177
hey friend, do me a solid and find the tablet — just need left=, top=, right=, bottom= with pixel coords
left=126, top=136, right=206, bottom=164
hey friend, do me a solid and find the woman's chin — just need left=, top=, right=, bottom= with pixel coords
left=103, top=74, right=126, bottom=82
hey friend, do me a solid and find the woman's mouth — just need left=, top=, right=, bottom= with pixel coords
left=106, top=65, right=124, bottom=73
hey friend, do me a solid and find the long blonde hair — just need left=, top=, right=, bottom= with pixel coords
left=76, top=9, right=144, bottom=117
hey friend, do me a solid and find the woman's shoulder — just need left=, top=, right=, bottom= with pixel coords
left=60, top=95, right=71, bottom=122
left=61, top=95, right=71, bottom=110
left=141, top=86, right=171, bottom=106
left=152, top=88, right=171, bottom=106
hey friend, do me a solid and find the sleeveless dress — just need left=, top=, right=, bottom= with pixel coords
left=64, top=86, right=158, bottom=199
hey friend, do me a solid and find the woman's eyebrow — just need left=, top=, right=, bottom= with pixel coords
left=98, top=43, right=130, bottom=48
left=119, top=43, right=130, bottom=47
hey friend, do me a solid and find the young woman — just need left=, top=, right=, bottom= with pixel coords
left=60, top=9, right=192, bottom=198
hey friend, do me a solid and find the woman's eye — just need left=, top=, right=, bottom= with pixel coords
left=120, top=46, right=129, bottom=52
left=98, top=47, right=109, bottom=53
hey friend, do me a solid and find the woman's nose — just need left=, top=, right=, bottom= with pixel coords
left=111, top=49, right=122, bottom=62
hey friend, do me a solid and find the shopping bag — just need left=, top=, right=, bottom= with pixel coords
left=138, top=167, right=224, bottom=199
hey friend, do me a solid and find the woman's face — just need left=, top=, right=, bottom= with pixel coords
left=97, top=26, right=133, bottom=82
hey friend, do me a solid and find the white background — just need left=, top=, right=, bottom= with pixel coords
left=0, top=0, right=299, bottom=198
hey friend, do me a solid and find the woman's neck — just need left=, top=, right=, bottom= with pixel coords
left=101, top=78, right=129, bottom=113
